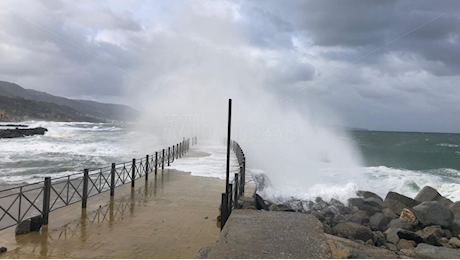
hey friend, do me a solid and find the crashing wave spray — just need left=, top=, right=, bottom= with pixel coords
left=126, top=2, right=365, bottom=205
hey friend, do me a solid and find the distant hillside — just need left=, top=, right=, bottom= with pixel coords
left=0, top=95, right=103, bottom=122
left=0, top=81, right=139, bottom=122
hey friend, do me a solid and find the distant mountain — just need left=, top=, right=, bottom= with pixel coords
left=0, top=95, right=103, bottom=122
left=0, top=81, right=139, bottom=122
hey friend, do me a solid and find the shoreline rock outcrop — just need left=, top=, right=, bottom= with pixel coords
left=0, top=127, right=47, bottom=139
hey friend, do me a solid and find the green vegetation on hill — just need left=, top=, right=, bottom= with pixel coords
left=0, top=95, right=104, bottom=122
left=0, top=81, right=139, bottom=122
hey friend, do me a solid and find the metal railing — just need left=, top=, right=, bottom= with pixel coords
left=0, top=137, right=196, bottom=231
left=220, top=140, right=245, bottom=229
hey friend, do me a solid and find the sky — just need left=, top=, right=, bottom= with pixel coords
left=0, top=0, right=459, bottom=133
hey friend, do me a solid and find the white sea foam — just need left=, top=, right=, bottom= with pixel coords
left=437, top=143, right=460, bottom=148
left=168, top=143, right=460, bottom=204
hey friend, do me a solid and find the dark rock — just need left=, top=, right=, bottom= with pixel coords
left=382, top=208, right=398, bottom=220
left=370, top=213, right=391, bottom=231
left=0, top=127, right=48, bottom=139
left=277, top=204, right=295, bottom=212
left=443, top=229, right=453, bottom=239
left=383, top=191, right=420, bottom=216
left=255, top=194, right=269, bottom=211
left=373, top=231, right=387, bottom=247
left=397, top=239, right=416, bottom=250
left=423, top=234, right=439, bottom=246
left=348, top=197, right=364, bottom=208
left=357, top=190, right=384, bottom=203
left=449, top=201, right=460, bottom=219
left=397, top=230, right=424, bottom=244
left=415, top=243, right=460, bottom=258
left=384, top=228, right=402, bottom=244
left=452, top=219, right=460, bottom=237
left=359, top=204, right=382, bottom=216
left=422, top=225, right=445, bottom=239
left=15, top=216, right=42, bottom=235
left=414, top=186, right=453, bottom=207
left=334, top=214, right=346, bottom=224
left=364, top=197, right=384, bottom=208
left=387, top=218, right=413, bottom=231
left=332, top=222, right=374, bottom=242
left=311, top=210, right=325, bottom=221
left=0, top=247, right=6, bottom=253
left=412, top=201, right=454, bottom=229
left=329, top=199, right=351, bottom=215
left=346, top=214, right=364, bottom=225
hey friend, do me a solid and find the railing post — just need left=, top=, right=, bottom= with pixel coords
left=235, top=173, right=239, bottom=208
left=172, top=146, right=175, bottom=163
left=155, top=152, right=158, bottom=175
left=179, top=143, right=182, bottom=158
left=110, top=163, right=115, bottom=196
left=145, top=155, right=149, bottom=180
left=168, top=147, right=170, bottom=166
left=221, top=193, right=227, bottom=230
left=131, top=159, right=136, bottom=187
left=242, top=159, right=245, bottom=193
left=162, top=149, right=165, bottom=170
left=228, top=184, right=233, bottom=215
left=176, top=144, right=179, bottom=159
left=42, top=177, right=51, bottom=225
left=82, top=169, right=89, bottom=209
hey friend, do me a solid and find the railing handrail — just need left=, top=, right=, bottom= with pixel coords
left=0, top=136, right=198, bottom=231
left=221, top=139, right=245, bottom=230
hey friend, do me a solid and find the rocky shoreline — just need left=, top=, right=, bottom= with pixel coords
left=0, top=127, right=47, bottom=139
left=243, top=176, right=460, bottom=258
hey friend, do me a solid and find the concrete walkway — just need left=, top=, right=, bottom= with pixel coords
left=0, top=150, right=225, bottom=259
left=207, top=210, right=332, bottom=259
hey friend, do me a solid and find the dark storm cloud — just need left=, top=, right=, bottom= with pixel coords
left=0, top=0, right=459, bottom=132
left=244, top=0, right=460, bottom=76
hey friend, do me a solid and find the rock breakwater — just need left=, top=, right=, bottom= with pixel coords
left=0, top=127, right=47, bottom=139
left=243, top=175, right=460, bottom=258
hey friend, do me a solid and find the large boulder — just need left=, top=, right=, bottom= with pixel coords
left=387, top=218, right=413, bottom=231
left=370, top=213, right=391, bottom=231
left=383, top=192, right=420, bottom=216
left=384, top=228, right=402, bottom=244
left=332, top=222, right=374, bottom=242
left=449, top=201, right=460, bottom=219
left=15, top=216, right=42, bottom=235
left=397, top=230, right=424, bottom=244
left=414, top=186, right=453, bottom=207
left=357, top=190, right=384, bottom=203
left=415, top=243, right=460, bottom=258
left=452, top=219, right=460, bottom=237
left=348, top=198, right=364, bottom=208
left=359, top=198, right=383, bottom=216
left=412, top=201, right=454, bottom=229
left=382, top=208, right=398, bottom=220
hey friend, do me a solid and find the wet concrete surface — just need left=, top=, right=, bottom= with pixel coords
left=0, top=159, right=225, bottom=258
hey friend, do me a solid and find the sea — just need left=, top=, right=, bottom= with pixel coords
left=1, top=122, right=460, bottom=203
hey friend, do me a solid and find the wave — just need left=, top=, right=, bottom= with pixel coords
left=437, top=143, right=459, bottom=148
left=253, top=165, right=460, bottom=205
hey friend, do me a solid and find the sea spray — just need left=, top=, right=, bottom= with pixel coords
left=128, top=2, right=366, bottom=205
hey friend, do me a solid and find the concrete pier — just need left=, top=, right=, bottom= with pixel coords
left=0, top=151, right=225, bottom=258
left=207, top=210, right=332, bottom=259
